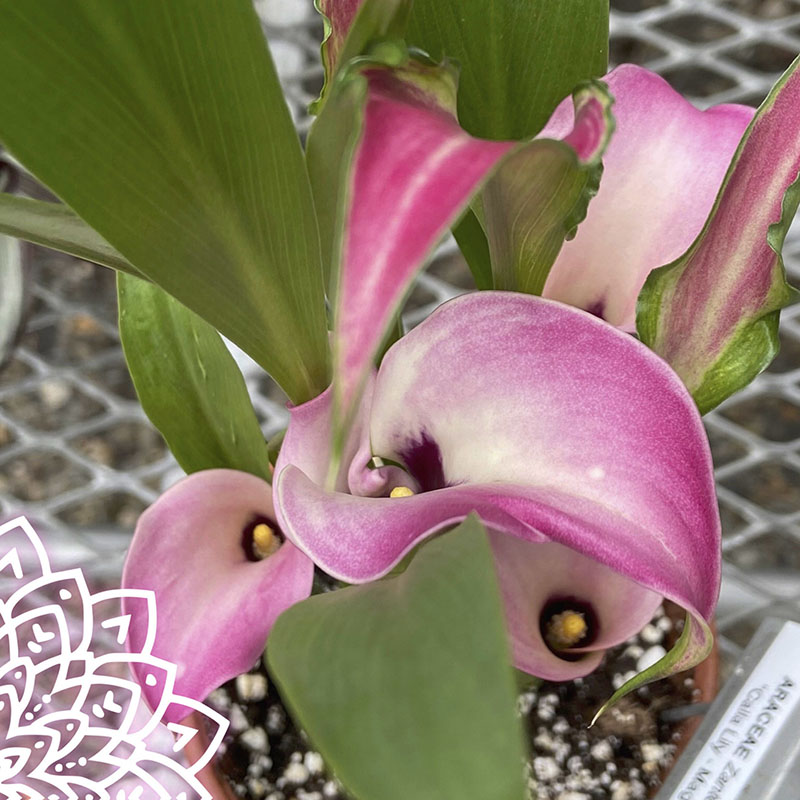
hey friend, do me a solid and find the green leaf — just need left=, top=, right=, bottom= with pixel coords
left=405, top=0, right=608, bottom=293
left=0, top=194, right=140, bottom=276
left=483, top=82, right=614, bottom=294
left=637, top=56, right=800, bottom=413
left=268, top=516, right=527, bottom=800
left=0, top=0, right=329, bottom=405
left=118, top=273, right=271, bottom=479
left=592, top=613, right=713, bottom=725
left=453, top=208, right=493, bottom=290
left=406, top=0, right=609, bottom=141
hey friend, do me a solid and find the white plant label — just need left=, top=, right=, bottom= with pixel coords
left=665, top=620, right=800, bottom=800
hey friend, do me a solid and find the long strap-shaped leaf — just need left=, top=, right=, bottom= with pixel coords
left=0, top=0, right=329, bottom=405
left=118, top=274, right=271, bottom=480
left=637, top=56, right=800, bottom=413
left=407, top=0, right=609, bottom=287
left=407, top=0, right=608, bottom=141
left=0, top=194, right=140, bottom=276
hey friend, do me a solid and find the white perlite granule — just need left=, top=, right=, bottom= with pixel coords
left=304, top=751, right=325, bottom=775
left=283, top=761, right=310, bottom=785
left=236, top=672, right=269, bottom=702
left=533, top=756, right=562, bottom=782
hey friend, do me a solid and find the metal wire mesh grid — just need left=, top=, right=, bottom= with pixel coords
left=0, top=0, right=799, bottom=677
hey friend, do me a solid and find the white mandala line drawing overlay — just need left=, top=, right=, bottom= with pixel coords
left=0, top=516, right=229, bottom=800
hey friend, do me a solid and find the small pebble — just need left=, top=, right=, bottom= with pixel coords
left=565, top=772, right=595, bottom=792
left=304, top=752, right=325, bottom=775
left=207, top=688, right=231, bottom=711
left=553, top=740, right=571, bottom=764
left=637, top=645, right=667, bottom=672
left=240, top=726, right=268, bottom=752
left=640, top=742, right=665, bottom=764
left=566, top=755, right=583, bottom=774
left=642, top=760, right=660, bottom=776
left=228, top=704, right=249, bottom=733
left=640, top=624, right=662, bottom=644
left=538, top=704, right=556, bottom=722
left=622, top=644, right=643, bottom=660
left=610, top=781, right=632, bottom=800
left=543, top=692, right=560, bottom=706
left=237, top=673, right=269, bottom=702
left=38, top=379, right=71, bottom=410
left=556, top=792, right=590, bottom=800
left=247, top=778, right=268, bottom=799
left=533, top=756, right=561, bottom=782
left=590, top=740, right=613, bottom=762
left=283, top=762, right=310, bottom=785
left=518, top=691, right=537, bottom=715
left=247, top=761, right=264, bottom=778
left=534, top=729, right=556, bottom=752
left=552, top=717, right=570, bottom=736
left=266, top=704, right=287, bottom=734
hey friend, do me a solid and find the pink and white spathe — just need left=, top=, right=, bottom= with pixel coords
left=122, top=470, right=313, bottom=722
left=541, top=65, right=755, bottom=329
left=274, top=292, right=721, bottom=682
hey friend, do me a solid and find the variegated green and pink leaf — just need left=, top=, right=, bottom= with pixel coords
left=638, top=56, right=800, bottom=412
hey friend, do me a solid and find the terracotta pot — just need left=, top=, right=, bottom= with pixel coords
left=184, top=711, right=240, bottom=800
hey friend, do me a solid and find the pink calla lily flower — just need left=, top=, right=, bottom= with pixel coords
left=122, top=470, right=313, bottom=722
left=274, top=292, right=720, bottom=684
left=539, top=65, right=754, bottom=329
